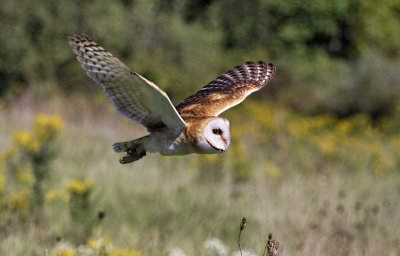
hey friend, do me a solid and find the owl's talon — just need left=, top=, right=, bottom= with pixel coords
left=120, top=155, right=134, bottom=164
left=119, top=150, right=146, bottom=164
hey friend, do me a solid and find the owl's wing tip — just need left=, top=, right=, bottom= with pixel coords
left=67, top=33, right=91, bottom=42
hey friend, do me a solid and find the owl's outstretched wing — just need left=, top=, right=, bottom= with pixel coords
left=68, top=34, right=186, bottom=133
left=176, top=61, right=275, bottom=118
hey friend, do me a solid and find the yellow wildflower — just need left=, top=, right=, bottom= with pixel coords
left=108, top=248, right=141, bottom=256
left=56, top=248, right=75, bottom=256
left=287, top=117, right=314, bottom=137
left=86, top=237, right=96, bottom=248
left=66, top=178, right=93, bottom=196
left=287, top=114, right=335, bottom=137
left=34, top=113, right=64, bottom=140
left=336, top=119, right=353, bottom=134
left=16, top=169, right=34, bottom=185
left=45, top=189, right=70, bottom=203
left=312, top=133, right=337, bottom=155
left=86, top=236, right=112, bottom=250
left=12, top=131, right=40, bottom=152
left=8, top=192, right=28, bottom=213
left=264, top=161, right=282, bottom=179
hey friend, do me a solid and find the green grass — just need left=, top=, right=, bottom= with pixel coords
left=1, top=100, right=400, bottom=256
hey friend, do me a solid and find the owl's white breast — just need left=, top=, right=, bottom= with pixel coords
left=144, top=132, right=195, bottom=156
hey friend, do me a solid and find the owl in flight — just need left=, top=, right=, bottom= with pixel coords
left=68, top=34, right=275, bottom=164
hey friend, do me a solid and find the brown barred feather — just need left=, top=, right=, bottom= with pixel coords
left=176, top=61, right=275, bottom=117
left=68, top=34, right=186, bottom=133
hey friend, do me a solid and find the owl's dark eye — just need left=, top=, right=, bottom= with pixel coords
left=212, top=128, right=222, bottom=135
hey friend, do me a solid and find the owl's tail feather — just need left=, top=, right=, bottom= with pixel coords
left=113, top=136, right=148, bottom=164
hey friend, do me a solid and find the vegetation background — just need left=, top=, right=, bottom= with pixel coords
left=1, top=0, right=400, bottom=255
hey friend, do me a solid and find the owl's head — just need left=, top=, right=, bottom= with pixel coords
left=201, top=117, right=230, bottom=153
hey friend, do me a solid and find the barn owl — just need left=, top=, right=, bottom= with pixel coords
left=68, top=34, right=275, bottom=164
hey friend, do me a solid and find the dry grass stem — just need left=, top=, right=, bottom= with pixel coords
left=238, top=217, right=247, bottom=256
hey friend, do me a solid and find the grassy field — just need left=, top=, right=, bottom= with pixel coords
left=1, top=95, right=400, bottom=256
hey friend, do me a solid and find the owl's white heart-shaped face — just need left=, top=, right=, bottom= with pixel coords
left=202, top=118, right=230, bottom=152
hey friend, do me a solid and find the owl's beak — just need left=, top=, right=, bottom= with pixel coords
left=217, top=143, right=229, bottom=153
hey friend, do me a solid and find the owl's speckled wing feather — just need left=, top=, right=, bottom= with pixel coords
left=68, top=34, right=186, bottom=133
left=176, top=61, right=275, bottom=118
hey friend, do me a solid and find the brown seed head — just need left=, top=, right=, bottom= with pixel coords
left=98, top=210, right=106, bottom=220
left=267, top=233, right=279, bottom=256
left=240, top=217, right=247, bottom=231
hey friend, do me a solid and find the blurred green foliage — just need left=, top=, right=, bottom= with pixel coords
left=1, top=0, right=400, bottom=115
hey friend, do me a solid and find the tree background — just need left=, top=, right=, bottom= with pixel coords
left=1, top=0, right=400, bottom=117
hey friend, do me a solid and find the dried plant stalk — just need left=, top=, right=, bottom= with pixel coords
left=238, top=217, right=247, bottom=256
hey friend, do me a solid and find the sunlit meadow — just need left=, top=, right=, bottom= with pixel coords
left=1, top=97, right=400, bottom=256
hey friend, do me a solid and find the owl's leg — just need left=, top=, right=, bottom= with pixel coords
left=127, top=144, right=146, bottom=157
left=113, top=136, right=149, bottom=164
left=119, top=145, right=146, bottom=164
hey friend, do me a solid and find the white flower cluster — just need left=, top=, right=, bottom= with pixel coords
left=169, top=247, right=187, bottom=256
left=231, top=249, right=257, bottom=256
left=204, top=238, right=228, bottom=256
